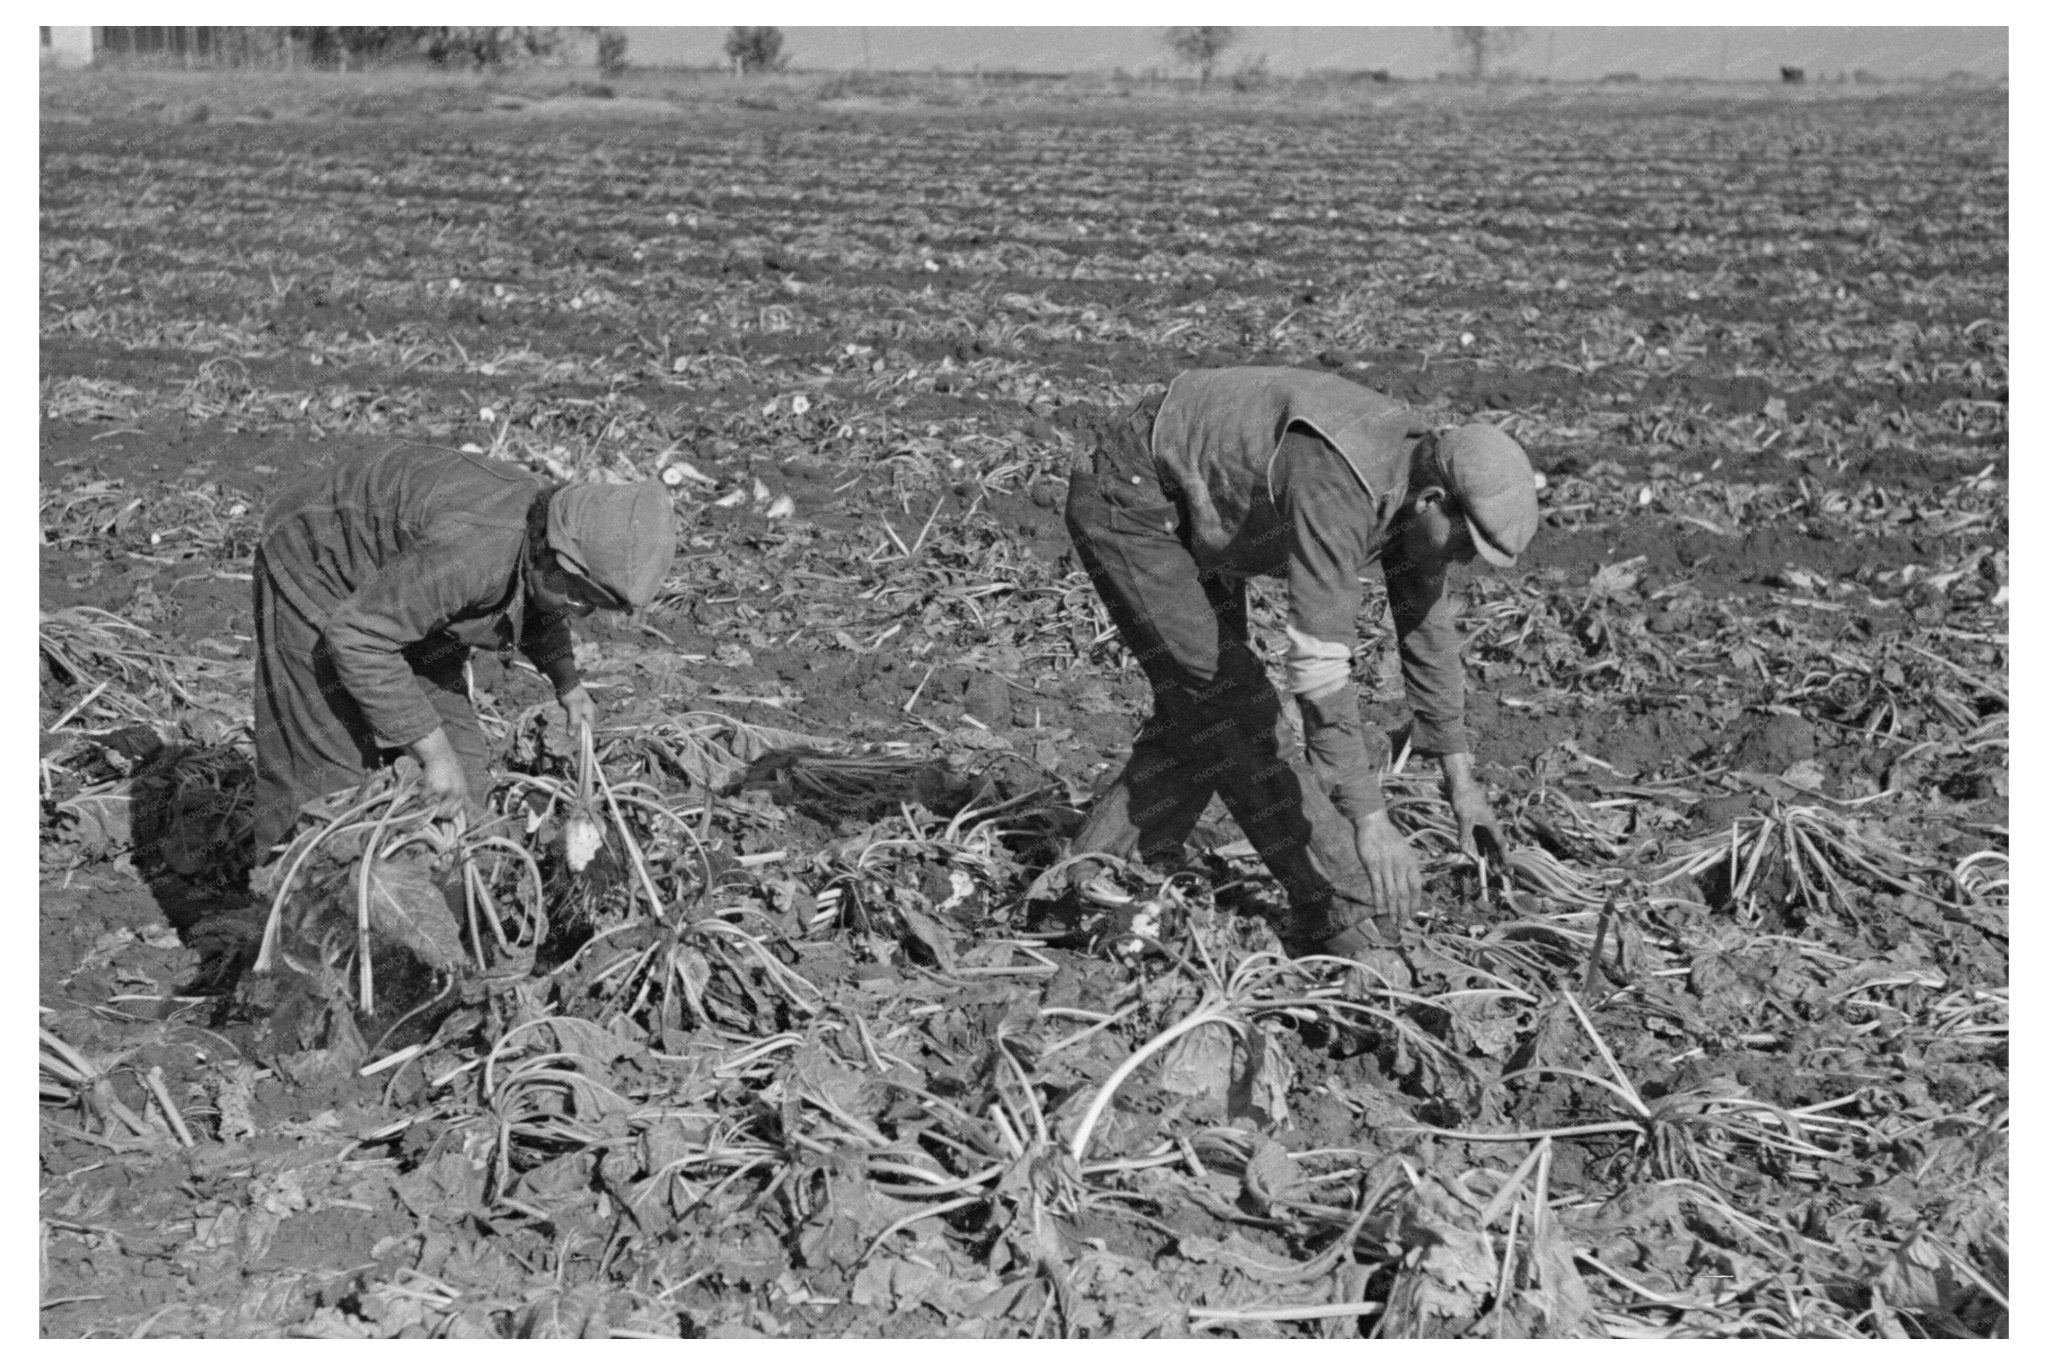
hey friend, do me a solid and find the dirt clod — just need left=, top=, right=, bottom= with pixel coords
left=38, top=72, right=2007, bottom=1342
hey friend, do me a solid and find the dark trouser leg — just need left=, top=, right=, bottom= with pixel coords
left=1068, top=685, right=1226, bottom=865
left=1192, top=641, right=1383, bottom=934
left=1065, top=460, right=1222, bottom=868
left=1064, top=449, right=1369, bottom=928
left=252, top=565, right=381, bottom=856
left=1175, top=630, right=1392, bottom=950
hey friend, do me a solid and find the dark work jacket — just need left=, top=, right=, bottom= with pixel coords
left=259, top=443, right=577, bottom=750
left=1151, top=365, right=1422, bottom=566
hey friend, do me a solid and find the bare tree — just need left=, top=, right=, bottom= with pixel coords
left=1164, top=26, right=1236, bottom=87
left=724, top=26, right=787, bottom=76
left=1446, top=26, right=1525, bottom=81
left=594, top=27, right=628, bottom=78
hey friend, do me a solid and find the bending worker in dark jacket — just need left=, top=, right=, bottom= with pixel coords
left=251, top=444, right=676, bottom=857
left=1063, top=366, right=1539, bottom=958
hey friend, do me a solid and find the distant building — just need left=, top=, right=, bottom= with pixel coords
left=42, top=26, right=95, bottom=68
left=40, top=27, right=603, bottom=70
left=42, top=27, right=239, bottom=67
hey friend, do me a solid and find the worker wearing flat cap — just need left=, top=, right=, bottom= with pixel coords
left=1061, top=366, right=1539, bottom=958
left=249, top=443, right=676, bottom=857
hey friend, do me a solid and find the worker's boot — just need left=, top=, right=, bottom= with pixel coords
left=1035, top=699, right=1219, bottom=941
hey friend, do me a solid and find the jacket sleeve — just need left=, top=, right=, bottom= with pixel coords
left=519, top=599, right=581, bottom=693
left=322, top=537, right=510, bottom=749
left=1280, top=433, right=1386, bottom=821
left=1385, top=556, right=1469, bottom=757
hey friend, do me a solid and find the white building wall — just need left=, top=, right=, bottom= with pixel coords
left=46, top=26, right=95, bottom=68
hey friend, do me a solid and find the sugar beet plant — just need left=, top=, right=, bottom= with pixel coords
left=38, top=79, right=2004, bottom=1338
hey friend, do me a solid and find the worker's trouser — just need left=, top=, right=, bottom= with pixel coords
left=1062, top=397, right=1377, bottom=943
left=250, top=550, right=489, bottom=859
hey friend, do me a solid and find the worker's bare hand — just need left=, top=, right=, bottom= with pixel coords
left=408, top=727, right=473, bottom=827
left=420, top=753, right=473, bottom=825
left=1441, top=753, right=1510, bottom=869
left=1353, top=812, right=1424, bottom=925
left=559, top=683, right=597, bottom=740
left=1449, top=785, right=1509, bottom=864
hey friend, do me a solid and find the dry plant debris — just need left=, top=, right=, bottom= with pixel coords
left=39, top=74, right=2004, bottom=1339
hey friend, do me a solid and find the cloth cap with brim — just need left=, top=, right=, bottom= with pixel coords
left=546, top=482, right=677, bottom=610
left=1438, top=425, right=1539, bottom=568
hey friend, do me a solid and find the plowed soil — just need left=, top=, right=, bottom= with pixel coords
left=39, top=70, right=2006, bottom=1339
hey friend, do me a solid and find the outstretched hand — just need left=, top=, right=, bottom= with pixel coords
left=419, top=752, right=473, bottom=825
left=1352, top=811, right=1424, bottom=926
left=1441, top=752, right=1510, bottom=869
left=1449, top=785, right=1509, bottom=865
left=405, top=726, right=475, bottom=827
left=560, top=683, right=597, bottom=740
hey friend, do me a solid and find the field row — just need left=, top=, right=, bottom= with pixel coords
left=38, top=83, right=2008, bottom=1339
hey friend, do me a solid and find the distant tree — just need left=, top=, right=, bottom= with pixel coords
left=1229, top=53, right=1272, bottom=92
left=291, top=27, right=428, bottom=69
left=724, top=26, right=787, bottom=75
left=594, top=27, right=628, bottom=77
left=1445, top=26, right=1524, bottom=81
left=423, top=27, right=563, bottom=69
left=1164, top=26, right=1236, bottom=87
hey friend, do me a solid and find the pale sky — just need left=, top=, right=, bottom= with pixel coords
left=624, top=25, right=2006, bottom=80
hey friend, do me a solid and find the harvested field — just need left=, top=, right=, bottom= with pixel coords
left=39, top=70, right=2007, bottom=1338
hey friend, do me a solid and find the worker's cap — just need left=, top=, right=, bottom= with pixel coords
left=546, top=482, right=677, bottom=610
left=1438, top=425, right=1539, bottom=568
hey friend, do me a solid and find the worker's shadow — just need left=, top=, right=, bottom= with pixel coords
left=104, top=730, right=263, bottom=983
